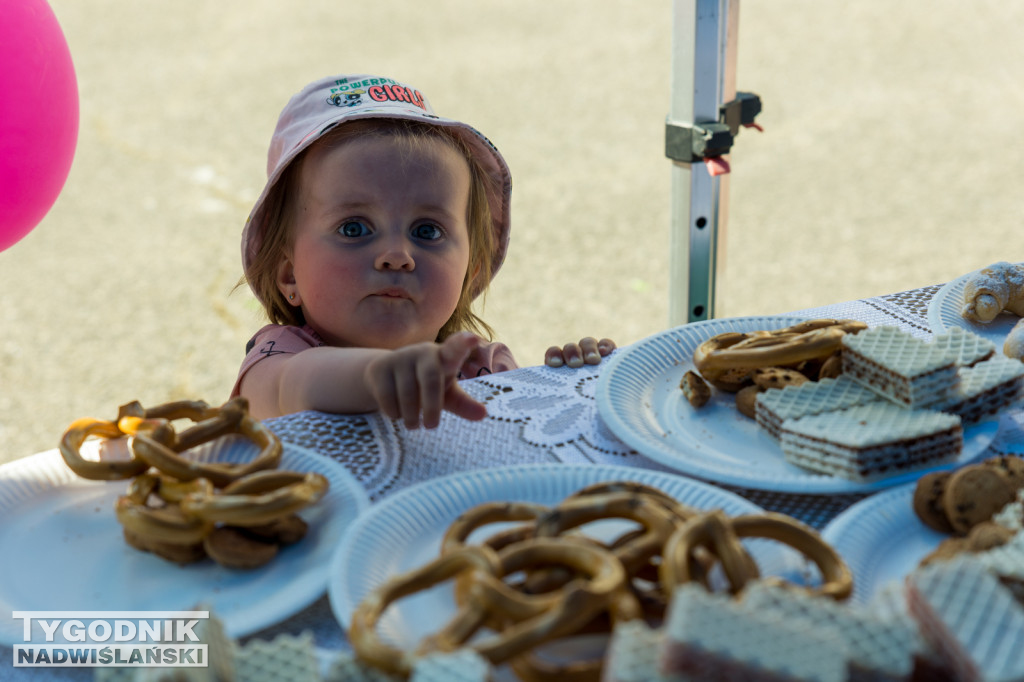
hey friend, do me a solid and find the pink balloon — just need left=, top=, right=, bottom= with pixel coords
left=0, top=0, right=79, bottom=252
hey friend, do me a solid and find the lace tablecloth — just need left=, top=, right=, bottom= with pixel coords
left=263, top=284, right=1017, bottom=522
left=246, top=284, right=1024, bottom=652
left=6, top=284, right=1024, bottom=678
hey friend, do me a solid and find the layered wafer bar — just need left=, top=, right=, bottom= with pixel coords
left=779, top=402, right=962, bottom=482
left=326, top=654, right=405, bottom=681
left=236, top=632, right=319, bottom=682
left=755, top=375, right=881, bottom=440
left=906, top=557, right=1024, bottom=682
left=411, top=649, right=492, bottom=682
left=930, top=327, right=996, bottom=368
left=965, top=529, right=1024, bottom=603
left=659, top=584, right=847, bottom=682
left=842, top=326, right=959, bottom=407
left=603, top=620, right=671, bottom=682
left=936, top=354, right=1024, bottom=424
left=740, top=583, right=918, bottom=682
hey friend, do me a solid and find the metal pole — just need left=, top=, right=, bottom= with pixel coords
left=668, top=0, right=739, bottom=325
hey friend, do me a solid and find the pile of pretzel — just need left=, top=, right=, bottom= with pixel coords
left=59, top=396, right=329, bottom=569
left=682, top=318, right=867, bottom=417
left=349, top=481, right=852, bottom=680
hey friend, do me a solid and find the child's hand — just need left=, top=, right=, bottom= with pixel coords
left=544, top=337, right=616, bottom=368
left=364, top=332, right=488, bottom=429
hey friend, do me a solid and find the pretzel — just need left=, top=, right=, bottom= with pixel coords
left=693, top=319, right=867, bottom=382
left=423, top=539, right=620, bottom=657
left=203, top=526, right=279, bottom=569
left=59, top=418, right=149, bottom=480
left=735, top=513, right=852, bottom=600
left=503, top=490, right=681, bottom=605
left=128, top=397, right=282, bottom=488
left=59, top=397, right=330, bottom=572
left=438, top=500, right=551, bottom=612
left=440, top=501, right=549, bottom=556
left=349, top=545, right=502, bottom=676
left=120, top=399, right=213, bottom=422
left=179, top=471, right=328, bottom=526
left=117, top=470, right=324, bottom=567
left=122, top=528, right=207, bottom=564
left=344, top=481, right=859, bottom=678
left=448, top=538, right=630, bottom=665
left=508, top=582, right=642, bottom=682
left=59, top=397, right=281, bottom=485
left=115, top=494, right=213, bottom=546
left=534, top=492, right=679, bottom=578
left=565, top=481, right=698, bottom=524
left=475, top=524, right=537, bottom=554
left=221, top=470, right=309, bottom=495
left=126, top=472, right=214, bottom=505
left=117, top=399, right=251, bottom=457
left=660, top=510, right=853, bottom=600
left=454, top=533, right=606, bottom=633
left=116, top=399, right=216, bottom=436
left=658, top=510, right=761, bottom=594
left=564, top=482, right=710, bottom=609
left=463, top=538, right=624, bottom=622
left=605, top=526, right=672, bottom=620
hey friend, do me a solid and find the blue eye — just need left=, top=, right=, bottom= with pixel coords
left=339, top=220, right=370, bottom=238
left=413, top=223, right=443, bottom=240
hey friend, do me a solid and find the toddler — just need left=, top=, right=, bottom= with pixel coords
left=234, top=73, right=614, bottom=428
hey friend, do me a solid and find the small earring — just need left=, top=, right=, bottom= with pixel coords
left=288, top=293, right=295, bottom=301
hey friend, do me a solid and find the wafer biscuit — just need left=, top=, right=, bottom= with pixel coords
left=936, top=354, right=1024, bottom=423
left=755, top=375, right=880, bottom=440
left=930, top=327, right=996, bottom=368
left=780, top=402, right=962, bottom=482
left=661, top=584, right=846, bottom=682
left=740, top=583, right=917, bottom=682
left=906, top=558, right=1024, bottom=682
left=842, top=326, right=959, bottom=407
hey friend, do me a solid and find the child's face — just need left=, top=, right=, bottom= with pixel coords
left=278, top=134, right=472, bottom=348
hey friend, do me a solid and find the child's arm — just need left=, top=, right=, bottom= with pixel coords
left=544, top=337, right=616, bottom=368
left=240, top=331, right=487, bottom=428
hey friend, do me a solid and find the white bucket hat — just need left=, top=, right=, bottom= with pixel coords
left=241, top=73, right=512, bottom=300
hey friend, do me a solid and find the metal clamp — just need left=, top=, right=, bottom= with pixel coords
left=665, top=91, right=761, bottom=163
left=720, top=91, right=761, bottom=136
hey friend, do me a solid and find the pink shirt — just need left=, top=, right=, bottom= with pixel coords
left=231, top=324, right=519, bottom=398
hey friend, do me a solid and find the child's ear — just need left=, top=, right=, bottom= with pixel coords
left=276, top=257, right=301, bottom=306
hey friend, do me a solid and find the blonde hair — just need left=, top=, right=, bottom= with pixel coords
left=241, top=118, right=496, bottom=341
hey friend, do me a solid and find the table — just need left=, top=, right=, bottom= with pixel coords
left=250, top=281, right=1024, bottom=652
left=5, top=281, right=1024, bottom=679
